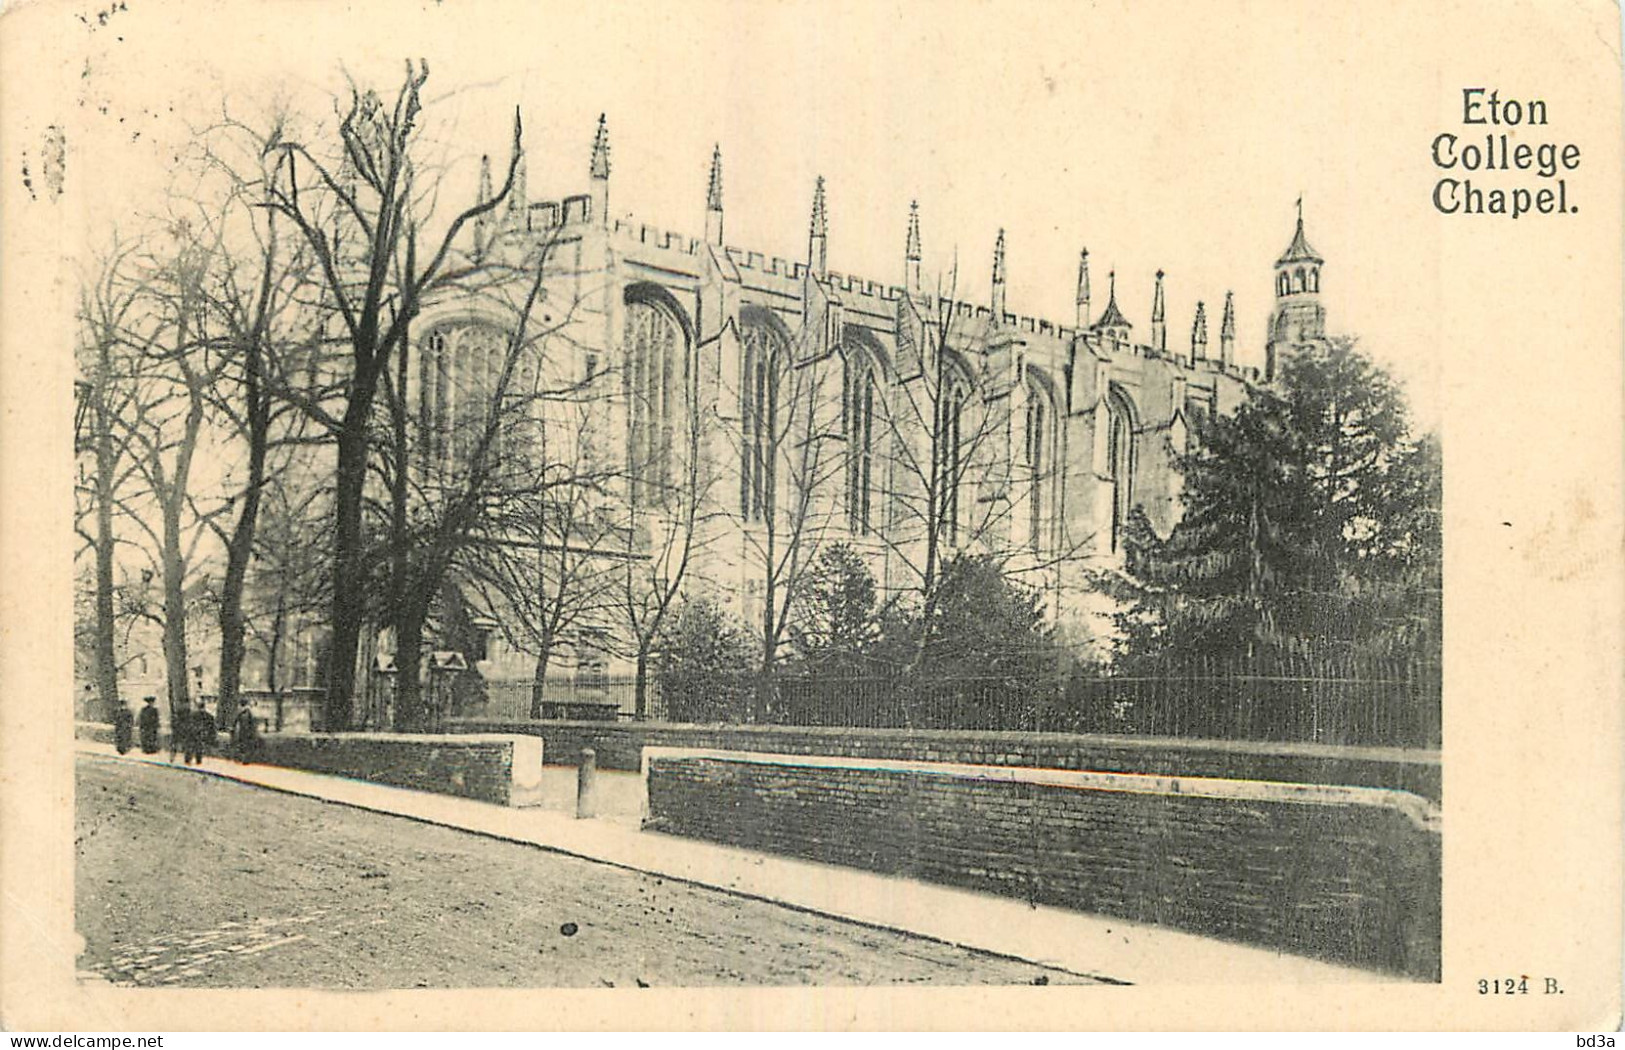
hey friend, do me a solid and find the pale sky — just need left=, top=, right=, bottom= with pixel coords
left=52, top=0, right=1591, bottom=435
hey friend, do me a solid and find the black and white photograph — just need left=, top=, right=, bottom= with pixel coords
left=2, top=0, right=1621, bottom=1033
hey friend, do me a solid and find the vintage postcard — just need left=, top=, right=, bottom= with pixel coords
left=0, top=0, right=1620, bottom=1032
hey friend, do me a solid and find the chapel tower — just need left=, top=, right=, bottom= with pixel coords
left=1266, top=201, right=1326, bottom=382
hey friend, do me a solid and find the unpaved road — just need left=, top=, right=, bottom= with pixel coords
left=75, top=756, right=1097, bottom=988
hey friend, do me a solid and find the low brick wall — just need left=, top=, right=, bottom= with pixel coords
left=78, top=722, right=544, bottom=807
left=254, top=733, right=545, bottom=806
left=643, top=748, right=1442, bottom=979
left=447, top=718, right=1441, bottom=802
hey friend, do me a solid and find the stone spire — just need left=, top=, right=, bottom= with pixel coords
left=506, top=108, right=527, bottom=231
left=1075, top=248, right=1091, bottom=329
left=808, top=176, right=827, bottom=276
left=1277, top=198, right=1324, bottom=268
left=1150, top=269, right=1167, bottom=352
left=704, top=144, right=724, bottom=246
left=589, top=114, right=610, bottom=225
left=590, top=114, right=611, bottom=179
left=905, top=200, right=922, bottom=296
left=474, top=153, right=493, bottom=255
left=1093, top=269, right=1131, bottom=343
left=990, top=228, right=1007, bottom=318
left=1191, top=300, right=1208, bottom=360
left=706, top=144, right=723, bottom=211
left=1220, top=290, right=1236, bottom=368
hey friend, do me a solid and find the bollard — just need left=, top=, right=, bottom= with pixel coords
left=575, top=747, right=598, bottom=819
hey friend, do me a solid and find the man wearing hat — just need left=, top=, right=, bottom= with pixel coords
left=137, top=696, right=161, bottom=755
left=183, top=698, right=215, bottom=765
left=111, top=699, right=134, bottom=755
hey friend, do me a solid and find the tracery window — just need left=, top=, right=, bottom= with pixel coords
left=417, top=323, right=510, bottom=474
left=842, top=349, right=876, bottom=535
left=1106, top=386, right=1136, bottom=553
left=937, top=378, right=966, bottom=547
left=740, top=321, right=786, bottom=522
left=1024, top=378, right=1054, bottom=553
left=624, top=297, right=687, bottom=499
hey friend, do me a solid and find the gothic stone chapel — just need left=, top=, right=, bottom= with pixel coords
left=401, top=116, right=1330, bottom=707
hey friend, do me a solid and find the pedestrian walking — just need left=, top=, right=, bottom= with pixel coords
left=232, top=703, right=263, bottom=763
left=111, top=699, right=134, bottom=755
left=168, top=702, right=184, bottom=763
left=138, top=696, right=161, bottom=755
left=184, top=699, right=214, bottom=765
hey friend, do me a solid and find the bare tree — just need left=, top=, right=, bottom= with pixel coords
left=610, top=343, right=725, bottom=718
left=173, top=112, right=333, bottom=729
left=465, top=397, right=619, bottom=719
left=243, top=478, right=332, bottom=696
left=259, top=61, right=522, bottom=729
left=874, top=268, right=1095, bottom=673
left=74, top=236, right=151, bottom=719
left=721, top=316, right=847, bottom=710
left=374, top=220, right=594, bottom=730
left=100, top=226, right=234, bottom=725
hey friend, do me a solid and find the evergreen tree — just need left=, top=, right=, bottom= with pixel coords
left=1121, top=337, right=1440, bottom=668
left=789, top=543, right=884, bottom=677
left=919, top=554, right=1058, bottom=683
left=901, top=553, right=1063, bottom=727
left=657, top=598, right=754, bottom=722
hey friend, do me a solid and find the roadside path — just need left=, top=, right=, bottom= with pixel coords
left=76, top=741, right=1391, bottom=984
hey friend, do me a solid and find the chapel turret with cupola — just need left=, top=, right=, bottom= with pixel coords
left=1266, top=202, right=1327, bottom=382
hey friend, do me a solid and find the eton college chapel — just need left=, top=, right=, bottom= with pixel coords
left=398, top=116, right=1331, bottom=705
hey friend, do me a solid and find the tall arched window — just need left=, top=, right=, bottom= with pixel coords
left=459, top=324, right=506, bottom=467
left=417, top=322, right=509, bottom=474
left=1024, top=378, right=1054, bottom=553
left=624, top=296, right=687, bottom=498
left=419, top=328, right=448, bottom=468
left=937, top=378, right=966, bottom=547
left=740, top=319, right=785, bottom=522
left=841, top=349, right=876, bottom=535
left=1106, top=386, right=1137, bottom=553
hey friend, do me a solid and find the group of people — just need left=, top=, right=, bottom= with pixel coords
left=110, top=695, right=263, bottom=764
left=110, top=696, right=164, bottom=756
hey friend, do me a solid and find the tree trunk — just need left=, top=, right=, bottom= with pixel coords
left=160, top=505, right=192, bottom=727
left=528, top=645, right=551, bottom=720
left=387, top=322, right=412, bottom=717
left=393, top=597, right=428, bottom=732
left=326, top=414, right=371, bottom=730
left=757, top=575, right=777, bottom=725
left=633, top=648, right=649, bottom=719
left=93, top=426, right=120, bottom=721
left=216, top=594, right=247, bottom=730
left=215, top=408, right=266, bottom=729
left=266, top=592, right=285, bottom=695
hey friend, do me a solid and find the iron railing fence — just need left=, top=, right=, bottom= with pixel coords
left=478, top=676, right=659, bottom=722
left=463, top=652, right=1440, bottom=748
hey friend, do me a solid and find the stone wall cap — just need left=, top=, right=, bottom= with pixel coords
left=442, top=718, right=1440, bottom=766
left=269, top=731, right=527, bottom=746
